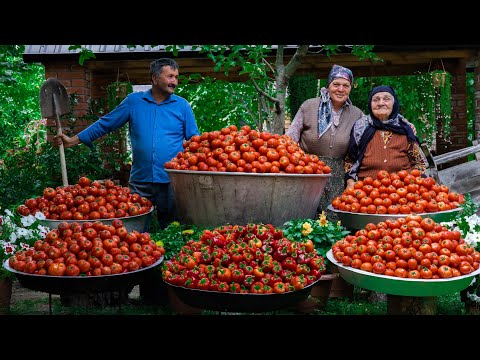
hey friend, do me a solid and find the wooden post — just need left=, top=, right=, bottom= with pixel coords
left=327, top=264, right=354, bottom=300
left=295, top=273, right=336, bottom=313
left=387, top=295, right=437, bottom=315
left=0, top=278, right=13, bottom=315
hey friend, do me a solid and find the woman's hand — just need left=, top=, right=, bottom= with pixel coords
left=346, top=178, right=355, bottom=189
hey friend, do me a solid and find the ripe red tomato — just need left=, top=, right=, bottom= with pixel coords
left=78, top=176, right=91, bottom=187
left=47, top=262, right=66, bottom=276
left=65, top=264, right=80, bottom=276
left=16, top=205, right=30, bottom=216
left=24, top=198, right=38, bottom=210
left=372, top=262, right=386, bottom=274
left=437, top=265, right=453, bottom=278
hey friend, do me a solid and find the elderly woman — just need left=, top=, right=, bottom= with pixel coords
left=286, top=64, right=364, bottom=216
left=344, top=85, right=427, bottom=188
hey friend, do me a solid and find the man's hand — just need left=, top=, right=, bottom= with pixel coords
left=54, top=134, right=81, bottom=149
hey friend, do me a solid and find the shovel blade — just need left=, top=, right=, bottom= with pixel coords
left=39, top=77, right=70, bottom=118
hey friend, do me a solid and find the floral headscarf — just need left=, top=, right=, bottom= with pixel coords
left=327, top=64, right=353, bottom=87
left=318, top=64, right=353, bottom=138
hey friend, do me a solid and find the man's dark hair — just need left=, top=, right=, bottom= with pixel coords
left=150, top=58, right=179, bottom=80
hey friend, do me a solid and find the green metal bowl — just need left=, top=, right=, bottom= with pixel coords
left=326, top=250, right=480, bottom=297
left=327, top=204, right=461, bottom=231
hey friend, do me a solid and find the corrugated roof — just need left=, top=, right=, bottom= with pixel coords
left=24, top=45, right=302, bottom=55
left=24, top=45, right=177, bottom=54
left=25, top=45, right=480, bottom=56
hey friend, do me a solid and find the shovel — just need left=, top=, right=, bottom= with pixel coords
left=39, top=78, right=70, bottom=186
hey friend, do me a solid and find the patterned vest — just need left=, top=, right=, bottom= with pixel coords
left=358, top=131, right=411, bottom=179
left=296, top=98, right=364, bottom=159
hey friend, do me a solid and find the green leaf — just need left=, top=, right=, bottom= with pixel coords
left=78, top=49, right=96, bottom=66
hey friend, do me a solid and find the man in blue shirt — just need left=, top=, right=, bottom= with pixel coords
left=56, top=58, right=200, bottom=230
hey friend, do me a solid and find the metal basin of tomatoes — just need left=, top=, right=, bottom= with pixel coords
left=326, top=250, right=479, bottom=297
left=39, top=207, right=153, bottom=233
left=3, top=257, right=163, bottom=295
left=166, top=169, right=330, bottom=228
left=165, top=276, right=321, bottom=313
left=326, top=204, right=461, bottom=231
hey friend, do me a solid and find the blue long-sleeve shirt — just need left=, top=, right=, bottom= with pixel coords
left=78, top=89, right=200, bottom=183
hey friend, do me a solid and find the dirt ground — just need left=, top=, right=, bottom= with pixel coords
left=11, top=280, right=141, bottom=302
left=11, top=280, right=50, bottom=303
left=8, top=280, right=142, bottom=315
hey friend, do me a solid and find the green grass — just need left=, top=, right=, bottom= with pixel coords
left=313, top=292, right=466, bottom=315
left=7, top=290, right=472, bottom=315
left=8, top=296, right=175, bottom=315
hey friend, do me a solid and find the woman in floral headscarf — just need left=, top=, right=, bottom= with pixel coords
left=286, top=64, right=364, bottom=217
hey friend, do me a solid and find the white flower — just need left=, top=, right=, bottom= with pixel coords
left=21, top=214, right=36, bottom=227
left=467, top=215, right=480, bottom=231
left=0, top=241, right=16, bottom=255
left=37, top=225, right=49, bottom=238
left=442, top=220, right=455, bottom=228
left=447, top=208, right=480, bottom=304
left=3, top=215, right=13, bottom=227
left=0, top=209, right=51, bottom=255
left=34, top=212, right=46, bottom=221
left=465, top=232, right=480, bottom=247
left=16, top=228, right=29, bottom=238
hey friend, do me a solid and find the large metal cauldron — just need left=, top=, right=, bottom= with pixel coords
left=166, top=169, right=330, bottom=227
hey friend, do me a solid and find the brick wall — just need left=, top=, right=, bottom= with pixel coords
left=475, top=56, right=480, bottom=141
left=436, top=59, right=469, bottom=156
left=44, top=60, right=92, bottom=141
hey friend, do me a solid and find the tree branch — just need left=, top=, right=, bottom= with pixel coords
left=250, top=76, right=278, bottom=103
left=262, top=57, right=275, bottom=75
left=285, top=45, right=310, bottom=78
left=231, top=90, right=257, bottom=123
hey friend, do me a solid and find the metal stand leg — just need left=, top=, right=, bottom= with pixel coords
left=49, top=293, right=52, bottom=315
left=118, top=291, right=122, bottom=312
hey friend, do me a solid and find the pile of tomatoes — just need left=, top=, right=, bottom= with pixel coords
left=164, top=125, right=332, bottom=174
left=7, top=219, right=164, bottom=276
left=162, top=223, right=326, bottom=294
left=331, top=169, right=465, bottom=214
left=331, top=214, right=479, bottom=279
left=17, top=177, right=153, bottom=221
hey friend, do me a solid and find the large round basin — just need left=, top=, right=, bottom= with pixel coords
left=327, top=204, right=461, bottom=230
left=326, top=250, right=479, bottom=297
left=39, top=207, right=153, bottom=233
left=166, top=169, right=330, bottom=227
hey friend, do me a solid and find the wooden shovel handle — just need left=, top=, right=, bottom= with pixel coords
left=55, top=116, right=69, bottom=186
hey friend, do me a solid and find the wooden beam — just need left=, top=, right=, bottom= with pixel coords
left=82, top=49, right=476, bottom=85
